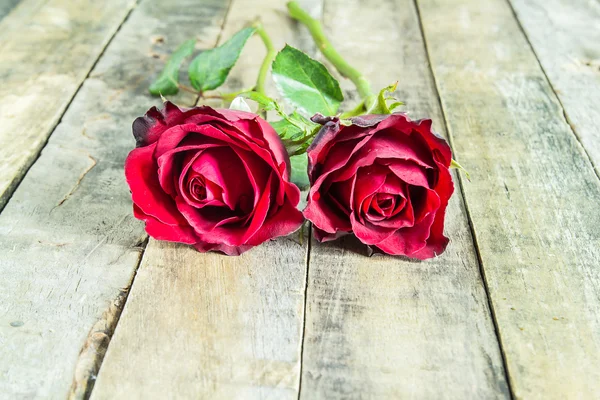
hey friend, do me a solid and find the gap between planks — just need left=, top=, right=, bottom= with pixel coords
left=0, top=0, right=139, bottom=213
left=88, top=1, right=321, bottom=398
left=415, top=0, right=600, bottom=397
left=60, top=1, right=150, bottom=396
left=503, top=0, right=600, bottom=182
left=412, top=0, right=516, bottom=397
left=68, top=238, right=147, bottom=400
left=75, top=1, right=236, bottom=398
left=297, top=222, right=313, bottom=400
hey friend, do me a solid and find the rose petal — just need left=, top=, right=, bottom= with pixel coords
left=256, top=118, right=292, bottom=179
left=134, top=205, right=198, bottom=244
left=193, top=241, right=252, bottom=256
left=156, top=138, right=225, bottom=196
left=304, top=187, right=353, bottom=235
left=350, top=213, right=396, bottom=245
left=410, top=186, right=441, bottom=223
left=155, top=123, right=248, bottom=159
left=375, top=212, right=437, bottom=256
left=231, top=146, right=270, bottom=206
left=245, top=200, right=304, bottom=246
left=414, top=119, right=452, bottom=168
left=353, top=166, right=387, bottom=212
left=313, top=226, right=350, bottom=242
left=189, top=147, right=253, bottom=210
left=125, top=143, right=185, bottom=226
left=387, top=159, right=431, bottom=188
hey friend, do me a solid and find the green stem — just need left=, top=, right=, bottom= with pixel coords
left=253, top=22, right=276, bottom=96
left=217, top=87, right=254, bottom=101
left=287, top=1, right=373, bottom=101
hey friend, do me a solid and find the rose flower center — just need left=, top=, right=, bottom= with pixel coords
left=188, top=177, right=207, bottom=201
left=370, top=193, right=405, bottom=218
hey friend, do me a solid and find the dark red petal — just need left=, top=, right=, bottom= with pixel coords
left=132, top=101, right=186, bottom=147
left=125, top=143, right=184, bottom=226
left=387, top=160, right=431, bottom=188
left=350, top=213, right=396, bottom=245
left=375, top=212, right=437, bottom=256
left=307, top=119, right=341, bottom=176
left=313, top=226, right=350, bottom=242
left=255, top=117, right=292, bottom=179
left=246, top=200, right=304, bottom=246
left=416, top=160, right=454, bottom=259
left=284, top=180, right=301, bottom=208
left=414, top=119, right=452, bottom=168
left=193, top=242, right=252, bottom=256
left=313, top=135, right=372, bottom=184
left=132, top=102, right=233, bottom=147
left=329, top=133, right=435, bottom=186
left=304, top=186, right=353, bottom=234
left=214, top=108, right=256, bottom=121
left=155, top=123, right=248, bottom=159
left=133, top=205, right=198, bottom=244
left=189, top=147, right=253, bottom=210
left=410, top=187, right=441, bottom=223
left=406, top=234, right=449, bottom=260
left=156, top=139, right=224, bottom=196
left=238, top=173, right=273, bottom=243
left=353, top=166, right=387, bottom=211
left=231, top=146, right=270, bottom=206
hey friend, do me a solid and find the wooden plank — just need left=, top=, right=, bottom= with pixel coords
left=0, top=0, right=137, bottom=211
left=0, top=0, right=230, bottom=398
left=90, top=1, right=321, bottom=399
left=0, top=0, right=20, bottom=20
left=298, top=0, right=509, bottom=398
left=508, top=0, right=600, bottom=176
left=417, top=0, right=600, bottom=398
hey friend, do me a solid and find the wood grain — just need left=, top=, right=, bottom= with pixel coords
left=0, top=0, right=136, bottom=211
left=91, top=239, right=309, bottom=399
left=417, top=0, right=600, bottom=397
left=0, top=0, right=229, bottom=398
left=298, top=0, right=509, bottom=398
left=90, top=1, right=321, bottom=399
left=508, top=0, right=600, bottom=176
left=0, top=0, right=20, bottom=20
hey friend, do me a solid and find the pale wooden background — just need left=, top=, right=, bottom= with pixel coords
left=0, top=0, right=599, bottom=399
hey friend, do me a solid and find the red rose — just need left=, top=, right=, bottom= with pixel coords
left=303, top=114, right=454, bottom=259
left=125, top=101, right=304, bottom=255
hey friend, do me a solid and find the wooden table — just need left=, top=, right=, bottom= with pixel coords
left=1, top=0, right=599, bottom=398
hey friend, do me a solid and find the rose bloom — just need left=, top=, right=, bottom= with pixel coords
left=125, top=101, right=304, bottom=255
left=303, top=114, right=454, bottom=260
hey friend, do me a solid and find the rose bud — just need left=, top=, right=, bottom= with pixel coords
left=303, top=114, right=454, bottom=260
left=125, top=101, right=304, bottom=255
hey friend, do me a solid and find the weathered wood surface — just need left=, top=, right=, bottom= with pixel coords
left=90, top=1, right=320, bottom=398
left=0, top=0, right=229, bottom=398
left=91, top=239, right=308, bottom=399
left=417, top=0, right=600, bottom=398
left=0, top=0, right=20, bottom=20
left=509, top=0, right=600, bottom=176
left=0, top=0, right=136, bottom=211
left=298, top=0, right=509, bottom=398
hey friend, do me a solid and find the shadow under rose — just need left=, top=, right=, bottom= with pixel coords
left=310, top=231, right=424, bottom=264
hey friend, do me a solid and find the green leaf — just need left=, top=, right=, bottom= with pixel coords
left=189, top=27, right=256, bottom=92
left=238, top=91, right=277, bottom=111
left=271, top=119, right=303, bottom=139
left=272, top=45, right=343, bottom=116
left=367, top=82, right=404, bottom=114
left=290, top=153, right=310, bottom=190
left=149, top=39, right=196, bottom=96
